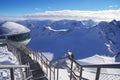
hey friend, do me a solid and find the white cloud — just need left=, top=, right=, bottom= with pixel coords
left=1, top=10, right=120, bottom=21
left=0, top=16, right=26, bottom=21
left=24, top=10, right=120, bottom=21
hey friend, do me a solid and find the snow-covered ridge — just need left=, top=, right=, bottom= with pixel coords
left=45, top=26, right=69, bottom=32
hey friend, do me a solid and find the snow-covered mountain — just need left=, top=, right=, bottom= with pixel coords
left=13, top=19, right=120, bottom=59
left=1, top=19, right=119, bottom=59
left=98, top=20, right=120, bottom=54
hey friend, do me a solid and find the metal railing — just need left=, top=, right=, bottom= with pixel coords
left=6, top=41, right=120, bottom=80
left=6, top=41, right=57, bottom=80
left=29, top=51, right=58, bottom=80
left=0, top=65, right=30, bottom=80
left=64, top=57, right=120, bottom=80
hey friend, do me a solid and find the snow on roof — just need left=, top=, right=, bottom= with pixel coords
left=0, top=21, right=30, bottom=36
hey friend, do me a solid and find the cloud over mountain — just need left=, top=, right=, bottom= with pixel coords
left=0, top=10, right=120, bottom=21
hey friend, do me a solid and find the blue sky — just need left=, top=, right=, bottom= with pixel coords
left=0, top=0, right=120, bottom=16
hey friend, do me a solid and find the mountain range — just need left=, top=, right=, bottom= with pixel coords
left=1, top=19, right=120, bottom=59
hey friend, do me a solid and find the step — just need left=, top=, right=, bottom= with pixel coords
left=30, top=68, right=42, bottom=72
left=33, top=76, right=48, bottom=80
left=30, top=62, right=41, bottom=70
left=32, top=68, right=44, bottom=77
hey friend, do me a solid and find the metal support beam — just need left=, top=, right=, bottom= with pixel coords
left=54, top=67, right=55, bottom=80
left=10, top=68, right=14, bottom=80
left=95, top=67, right=101, bottom=80
left=57, top=60, right=59, bottom=80
left=70, top=60, right=73, bottom=80
left=79, top=67, right=83, bottom=80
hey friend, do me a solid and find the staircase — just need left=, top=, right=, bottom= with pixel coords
left=7, top=41, right=48, bottom=80
left=6, top=41, right=70, bottom=80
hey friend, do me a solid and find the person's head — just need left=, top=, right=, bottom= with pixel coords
left=67, top=50, right=72, bottom=55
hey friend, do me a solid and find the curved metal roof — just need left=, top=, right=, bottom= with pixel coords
left=0, top=21, right=30, bottom=36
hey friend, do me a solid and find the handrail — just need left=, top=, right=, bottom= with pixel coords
left=6, top=40, right=67, bottom=80
left=0, top=64, right=30, bottom=80
left=66, top=57, right=120, bottom=80
left=6, top=41, right=120, bottom=80
left=51, top=56, right=120, bottom=80
left=64, top=64, right=80, bottom=77
left=0, top=65, right=29, bottom=69
left=81, top=63, right=120, bottom=68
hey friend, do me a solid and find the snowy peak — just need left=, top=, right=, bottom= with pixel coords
left=81, top=19, right=97, bottom=27
left=110, top=19, right=118, bottom=25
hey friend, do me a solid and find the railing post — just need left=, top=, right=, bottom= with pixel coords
left=95, top=67, right=101, bottom=80
left=79, top=66, right=83, bottom=80
left=50, top=66, right=51, bottom=80
left=70, top=60, right=73, bottom=80
left=54, top=67, right=55, bottom=80
left=25, top=63, right=31, bottom=79
left=36, top=53, right=38, bottom=61
left=41, top=53, right=43, bottom=69
left=10, top=68, right=14, bottom=80
left=57, top=60, right=59, bottom=80
left=46, top=61, right=48, bottom=76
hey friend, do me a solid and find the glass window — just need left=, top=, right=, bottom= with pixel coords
left=0, top=36, right=5, bottom=39
left=7, top=32, right=30, bottom=42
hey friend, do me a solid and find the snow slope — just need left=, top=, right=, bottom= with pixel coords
left=0, top=46, right=18, bottom=65
left=54, top=54, right=120, bottom=80
left=77, top=55, right=120, bottom=80
left=78, top=54, right=116, bottom=65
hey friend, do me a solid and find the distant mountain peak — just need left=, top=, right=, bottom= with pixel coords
left=110, top=19, right=118, bottom=25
